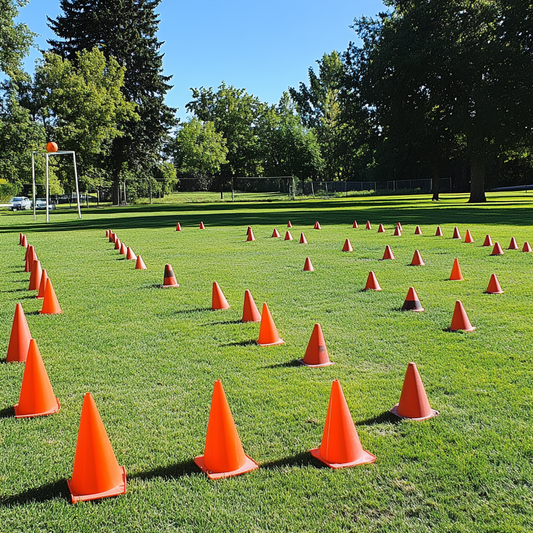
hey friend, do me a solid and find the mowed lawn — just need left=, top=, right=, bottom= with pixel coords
left=0, top=192, right=532, bottom=532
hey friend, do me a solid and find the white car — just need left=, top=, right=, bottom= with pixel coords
left=35, top=198, right=56, bottom=210
left=8, top=197, right=31, bottom=210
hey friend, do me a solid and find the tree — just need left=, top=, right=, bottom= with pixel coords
left=48, top=0, right=176, bottom=204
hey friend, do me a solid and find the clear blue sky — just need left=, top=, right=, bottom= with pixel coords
left=19, top=0, right=386, bottom=121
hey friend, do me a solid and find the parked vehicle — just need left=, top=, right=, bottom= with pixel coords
left=34, top=198, right=56, bottom=210
left=8, top=197, right=31, bottom=210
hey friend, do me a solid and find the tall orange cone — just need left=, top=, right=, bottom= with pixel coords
left=314, top=221, right=321, bottom=230
left=37, top=269, right=48, bottom=299
left=108, top=232, right=115, bottom=243
left=114, top=238, right=121, bottom=250
left=411, top=250, right=425, bottom=266
left=299, top=323, right=333, bottom=367
left=414, top=225, right=422, bottom=235
left=285, top=230, right=293, bottom=241
left=449, top=258, right=463, bottom=280
left=28, top=259, right=42, bottom=291
left=452, top=226, right=461, bottom=239
left=21, top=234, right=28, bottom=248
left=342, top=239, right=353, bottom=252
left=382, top=245, right=395, bottom=260
left=176, top=222, right=182, bottom=231
left=67, top=393, right=127, bottom=503
left=135, top=255, right=147, bottom=270
left=287, top=220, right=293, bottom=228
left=402, top=287, right=424, bottom=312
left=119, top=242, right=127, bottom=255
left=397, top=222, right=403, bottom=232
left=435, top=226, right=443, bottom=237
left=162, top=264, right=179, bottom=287
left=212, top=282, right=230, bottom=310
left=19, top=232, right=24, bottom=245
left=310, top=380, right=375, bottom=469
left=394, top=225, right=402, bottom=236
left=303, top=257, right=314, bottom=271
left=364, top=271, right=382, bottom=291
left=522, top=241, right=532, bottom=252
left=105, top=230, right=110, bottom=238
left=464, top=229, right=474, bottom=243
left=126, top=247, right=136, bottom=260
left=491, top=242, right=504, bottom=256
left=390, top=362, right=438, bottom=420
left=483, top=234, right=493, bottom=247
left=352, top=221, right=358, bottom=228
left=378, top=224, right=385, bottom=233
left=199, top=221, right=206, bottom=229
left=508, top=237, right=518, bottom=250
left=365, top=221, right=371, bottom=230
left=40, top=278, right=63, bottom=314
left=242, top=289, right=261, bottom=322
left=485, top=273, right=504, bottom=294
left=247, top=227, right=255, bottom=241
left=25, top=245, right=36, bottom=272
left=257, top=303, right=284, bottom=346
left=450, top=300, right=475, bottom=332
left=14, top=339, right=60, bottom=418
left=195, top=380, right=259, bottom=479
left=272, top=228, right=280, bottom=238
left=6, top=303, right=32, bottom=363
left=299, top=232, right=308, bottom=244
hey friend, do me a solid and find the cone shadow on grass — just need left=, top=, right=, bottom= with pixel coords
left=0, top=479, right=69, bottom=507
left=264, top=359, right=302, bottom=369
left=223, top=339, right=257, bottom=347
left=0, top=406, right=15, bottom=418
left=261, top=452, right=325, bottom=470
left=130, top=459, right=198, bottom=482
left=356, top=411, right=401, bottom=426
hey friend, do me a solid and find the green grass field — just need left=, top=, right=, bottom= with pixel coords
left=1, top=192, right=532, bottom=532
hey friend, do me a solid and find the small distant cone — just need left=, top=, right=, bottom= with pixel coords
left=67, top=393, right=127, bottom=503
left=435, top=226, right=443, bottom=237
left=303, top=257, right=314, bottom=271
left=176, top=222, right=182, bottom=231
left=135, top=255, right=147, bottom=270
left=25, top=245, right=35, bottom=272
left=28, top=259, right=42, bottom=291
left=40, top=278, right=63, bottom=314
left=108, top=232, right=115, bottom=243
left=364, top=271, right=382, bottom=291
left=464, top=229, right=474, bottom=243
left=194, top=380, right=259, bottom=479
left=19, top=232, right=24, bottom=245
left=21, top=234, right=28, bottom=248
left=114, top=238, right=121, bottom=251
left=37, top=269, right=48, bottom=299
left=242, top=289, right=261, bottom=322
left=310, top=380, right=375, bottom=469
left=402, top=287, right=424, bottom=312
left=6, top=303, right=32, bottom=363
left=415, top=225, right=422, bottom=235
left=485, top=273, right=504, bottom=294
left=314, top=221, right=321, bottom=230
left=299, top=232, right=308, bottom=244
left=199, top=221, right=206, bottom=229
left=390, top=362, right=438, bottom=420
left=394, top=225, right=402, bottom=236
left=352, top=221, right=358, bottom=228
left=212, top=282, right=230, bottom=310
left=342, top=239, right=353, bottom=252
left=382, top=245, right=395, bottom=260
left=119, top=242, right=127, bottom=255
left=449, top=258, right=463, bottom=281
left=285, top=230, right=293, bottom=241
left=397, top=222, right=403, bottom=232
left=522, top=241, right=532, bottom=253
left=299, top=324, right=333, bottom=367
left=247, top=227, right=255, bottom=242
left=411, top=250, right=425, bottom=266
left=272, top=228, right=280, bottom=238
left=378, top=224, right=385, bottom=233
left=491, top=242, right=504, bottom=256
left=126, top=247, right=136, bottom=260
left=483, top=234, right=493, bottom=247
left=162, top=264, right=179, bottom=288
left=287, top=221, right=293, bottom=228
left=257, top=303, right=284, bottom=346
left=450, top=300, right=475, bottom=332
left=14, top=339, right=60, bottom=418
left=508, top=237, right=518, bottom=250
left=365, top=221, right=371, bottom=230
left=105, top=230, right=110, bottom=238
left=452, top=227, right=461, bottom=239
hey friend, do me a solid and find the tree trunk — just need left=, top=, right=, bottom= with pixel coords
left=468, top=131, right=486, bottom=203
left=432, top=159, right=440, bottom=201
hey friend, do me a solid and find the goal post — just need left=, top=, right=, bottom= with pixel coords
left=230, top=176, right=295, bottom=201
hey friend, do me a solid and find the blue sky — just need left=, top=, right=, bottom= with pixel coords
left=19, top=0, right=386, bottom=120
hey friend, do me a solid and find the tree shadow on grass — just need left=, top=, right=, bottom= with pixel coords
left=0, top=406, right=15, bottom=418
left=356, top=410, right=401, bottom=426
left=261, top=451, right=327, bottom=470
left=130, top=459, right=198, bottom=482
left=264, top=359, right=302, bottom=369
left=0, top=479, right=69, bottom=507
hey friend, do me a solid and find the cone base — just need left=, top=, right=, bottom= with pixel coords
left=390, top=404, right=439, bottom=421
left=161, top=283, right=179, bottom=288
left=298, top=359, right=334, bottom=368
left=257, top=338, right=284, bottom=347
left=402, top=302, right=424, bottom=312
left=194, top=454, right=259, bottom=479
left=310, top=447, right=376, bottom=469
left=242, top=317, right=261, bottom=323
left=485, top=289, right=504, bottom=294
left=450, top=325, right=476, bottom=332
left=213, top=305, right=230, bottom=310
left=67, top=466, right=127, bottom=503
left=14, top=398, right=61, bottom=418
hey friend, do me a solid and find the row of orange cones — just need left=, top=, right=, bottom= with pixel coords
left=106, top=230, right=147, bottom=269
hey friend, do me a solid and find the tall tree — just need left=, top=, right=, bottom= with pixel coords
left=48, top=0, right=176, bottom=204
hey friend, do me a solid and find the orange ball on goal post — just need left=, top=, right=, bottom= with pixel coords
left=46, top=142, right=58, bottom=153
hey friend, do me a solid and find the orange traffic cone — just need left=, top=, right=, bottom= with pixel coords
left=378, top=224, right=385, bottom=233
left=37, top=269, right=48, bottom=299
left=162, top=264, right=179, bottom=288
left=486, top=273, right=504, bottom=294
left=314, top=221, right=321, bottom=230
left=365, top=221, right=371, bottom=230
left=25, top=245, right=35, bottom=272
left=390, top=362, right=438, bottom=420
left=195, top=380, right=259, bottom=479
left=199, top=221, right=206, bottom=229
left=522, top=241, right=532, bottom=253
left=299, top=323, right=333, bottom=367
left=483, top=234, right=493, bottom=247
left=435, top=226, right=443, bottom=237
left=28, top=259, right=42, bottom=291
left=212, top=282, right=230, bottom=310
left=394, top=225, right=402, bottom=236
left=114, top=238, right=121, bottom=250
left=247, top=227, right=255, bottom=242
left=303, top=257, right=314, bottom=271
left=272, top=228, right=280, bottom=238
left=287, top=221, right=293, bottom=228
left=508, top=237, right=518, bottom=250
left=14, top=339, right=60, bottom=418
left=452, top=226, right=461, bottom=239
left=450, top=300, right=475, bottom=332
left=491, top=242, right=504, bottom=256
left=242, top=289, right=261, bottom=322
left=19, top=232, right=24, bottom=245
left=257, top=303, right=284, bottom=346
left=449, top=258, right=463, bottom=280
left=464, top=229, right=474, bottom=243
left=342, top=239, right=353, bottom=252
left=364, top=271, right=382, bottom=291
left=105, top=230, right=110, bottom=238
left=176, top=222, right=182, bottom=231
left=6, top=303, right=32, bottom=363
left=126, top=247, right=136, bottom=260
left=67, top=393, right=127, bottom=503
left=352, top=221, right=358, bottom=228
left=397, top=222, right=403, bottom=232
left=119, top=242, right=127, bottom=255
left=411, top=250, right=425, bottom=266
left=40, top=278, right=63, bottom=315
left=285, top=230, right=293, bottom=241
left=310, top=380, right=375, bottom=469
left=382, top=245, right=395, bottom=260
left=109, top=232, right=115, bottom=243
left=135, top=255, right=147, bottom=270
left=414, top=225, right=422, bottom=235
left=21, top=234, right=28, bottom=248
left=402, top=287, right=424, bottom=312
left=300, top=232, right=308, bottom=244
